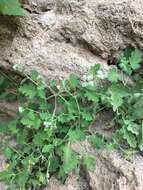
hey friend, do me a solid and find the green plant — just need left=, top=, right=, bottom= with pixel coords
left=0, top=71, right=18, bottom=102
left=0, top=48, right=143, bottom=189
left=0, top=70, right=97, bottom=189
left=105, top=48, right=143, bottom=150
left=0, top=0, right=25, bottom=16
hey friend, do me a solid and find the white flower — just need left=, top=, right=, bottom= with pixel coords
left=134, top=93, right=142, bottom=97
left=82, top=74, right=93, bottom=81
left=18, top=106, right=24, bottom=113
left=57, top=85, right=60, bottom=90
left=82, top=74, right=87, bottom=81
left=12, top=64, right=18, bottom=70
left=82, top=82, right=88, bottom=87
left=43, top=121, right=51, bottom=128
left=88, top=81, right=94, bottom=86
left=86, top=75, right=94, bottom=81
left=97, top=70, right=107, bottom=79
left=82, top=81, right=94, bottom=87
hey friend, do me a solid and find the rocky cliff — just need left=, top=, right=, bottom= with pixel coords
left=1, top=0, right=143, bottom=189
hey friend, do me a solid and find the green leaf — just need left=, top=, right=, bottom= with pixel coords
left=16, top=169, right=29, bottom=187
left=90, top=64, right=101, bottom=75
left=39, top=99, right=49, bottom=110
left=58, top=113, right=76, bottom=123
left=84, top=90, right=99, bottom=102
left=0, top=170, right=13, bottom=181
left=21, top=111, right=35, bottom=126
left=109, top=84, right=129, bottom=98
left=89, top=135, right=104, bottom=149
left=119, top=56, right=132, bottom=75
left=33, top=133, right=45, bottom=146
left=53, top=138, right=63, bottom=146
left=34, top=118, right=42, bottom=129
left=129, top=49, right=142, bottom=70
left=105, top=143, right=116, bottom=151
left=19, top=83, right=37, bottom=97
left=81, top=111, right=93, bottom=121
left=107, top=68, right=120, bottom=82
left=21, top=117, right=41, bottom=129
left=42, top=145, right=53, bottom=153
left=69, top=74, right=79, bottom=88
left=31, top=70, right=39, bottom=81
left=21, top=117, right=33, bottom=127
left=50, top=79, right=57, bottom=87
left=37, top=172, right=46, bottom=184
left=31, top=179, right=40, bottom=187
left=67, top=100, right=78, bottom=114
left=0, top=76, right=7, bottom=87
left=62, top=146, right=80, bottom=174
left=132, top=98, right=143, bottom=119
left=16, top=131, right=27, bottom=144
left=125, top=121, right=140, bottom=135
left=48, top=155, right=59, bottom=172
left=58, top=167, right=67, bottom=183
left=113, top=128, right=124, bottom=142
left=21, top=111, right=41, bottom=129
left=4, top=147, right=13, bottom=159
left=109, top=84, right=129, bottom=111
left=40, top=112, right=50, bottom=121
left=0, top=0, right=25, bottom=16
left=68, top=129, right=86, bottom=142
left=37, top=86, right=46, bottom=99
left=8, top=120, right=18, bottom=134
left=110, top=94, right=123, bottom=111
left=83, top=155, right=95, bottom=170
left=124, top=48, right=134, bottom=59
left=123, top=128, right=137, bottom=148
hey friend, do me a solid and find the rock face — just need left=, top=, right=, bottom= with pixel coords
left=44, top=149, right=143, bottom=190
left=1, top=148, right=143, bottom=190
left=0, top=154, right=5, bottom=190
left=0, top=13, right=106, bottom=82
left=55, top=0, right=143, bottom=58
left=1, top=0, right=143, bottom=190
left=87, top=150, right=143, bottom=190
left=1, top=0, right=143, bottom=81
left=45, top=174, right=90, bottom=190
left=69, top=139, right=143, bottom=190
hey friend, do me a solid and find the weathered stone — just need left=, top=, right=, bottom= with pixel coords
left=1, top=0, right=143, bottom=80
left=71, top=141, right=143, bottom=190
left=87, top=150, right=143, bottom=190
left=0, top=14, right=106, bottom=82
left=45, top=174, right=89, bottom=190
left=26, top=0, right=56, bottom=11
left=0, top=102, right=18, bottom=116
left=0, top=154, right=5, bottom=190
left=54, top=0, right=143, bottom=58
